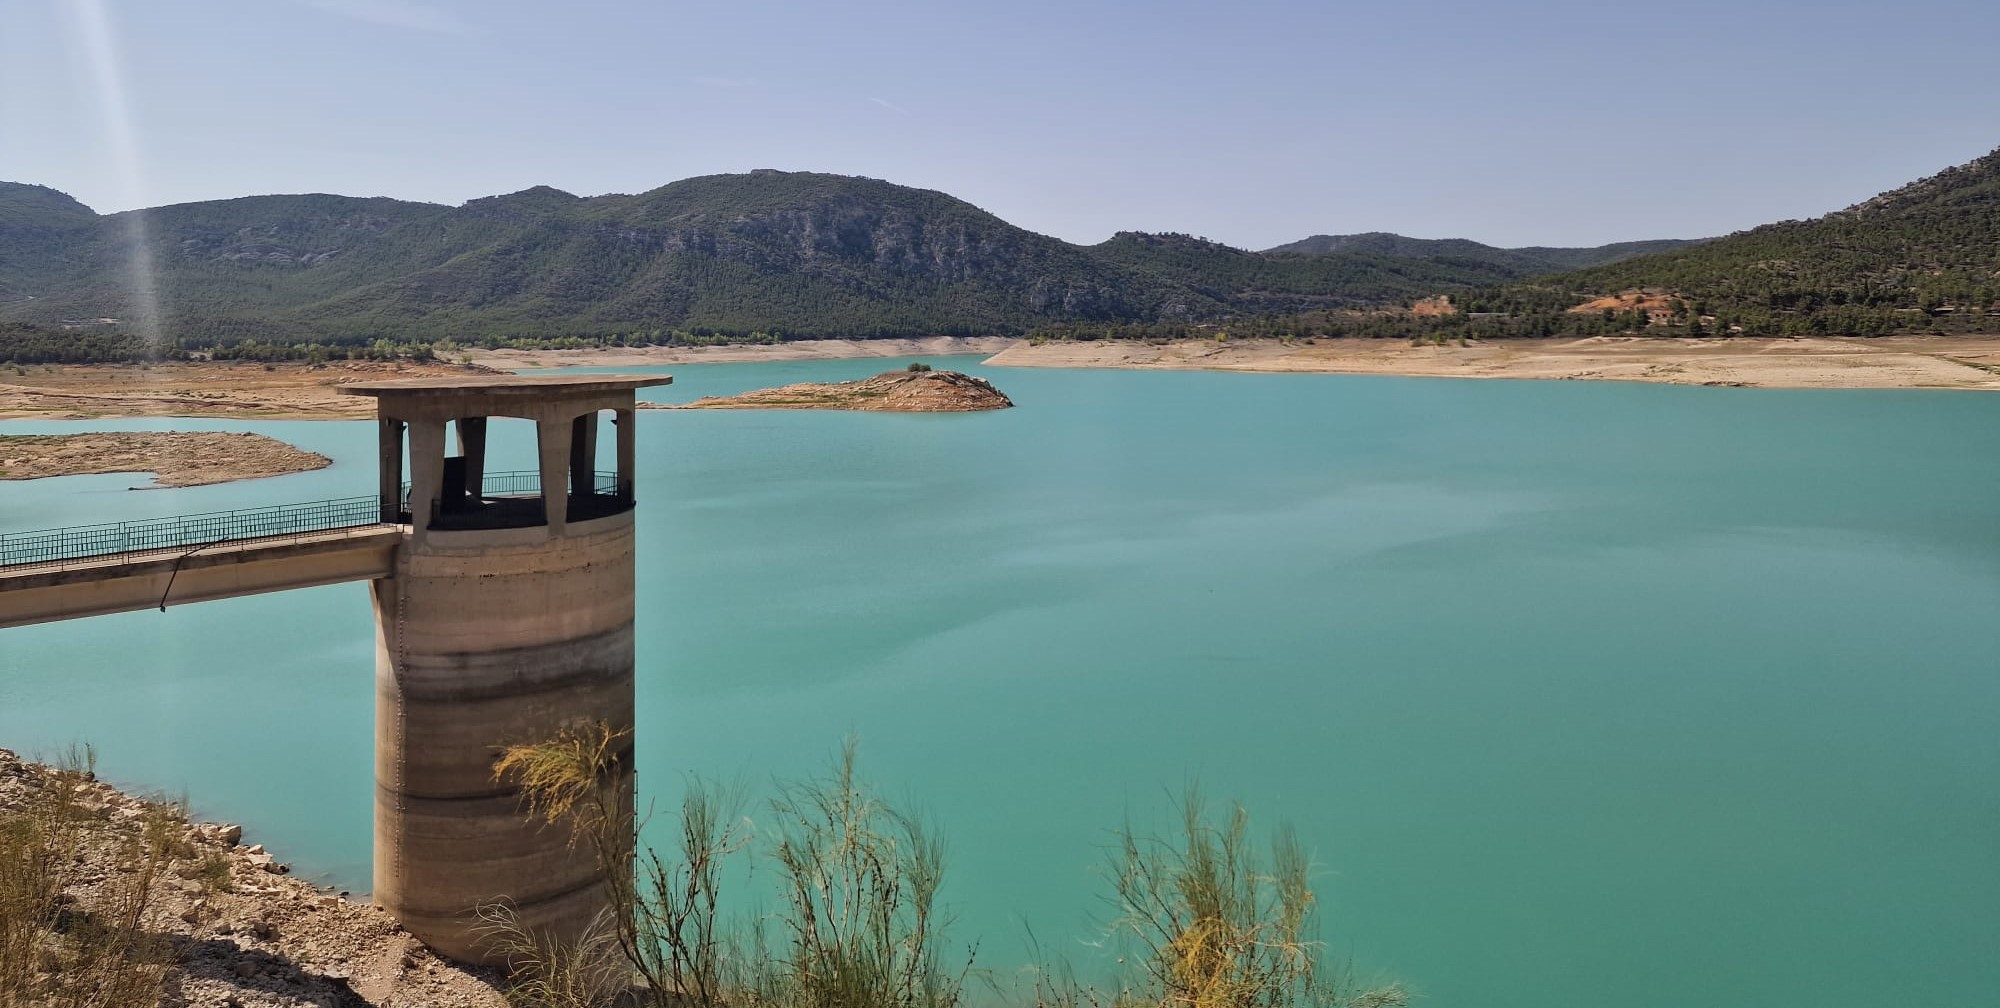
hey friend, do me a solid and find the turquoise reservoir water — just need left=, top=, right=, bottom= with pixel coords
left=2, top=358, right=1997, bottom=1007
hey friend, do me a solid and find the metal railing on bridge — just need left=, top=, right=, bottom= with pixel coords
left=0, top=496, right=383, bottom=568
left=1, top=470, right=628, bottom=569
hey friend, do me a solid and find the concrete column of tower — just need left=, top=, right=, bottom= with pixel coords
left=535, top=415, right=572, bottom=537
left=376, top=419, right=404, bottom=523
left=406, top=419, right=446, bottom=544
left=457, top=416, right=488, bottom=498
left=340, top=375, right=669, bottom=966
left=615, top=408, right=636, bottom=500
left=570, top=411, right=598, bottom=499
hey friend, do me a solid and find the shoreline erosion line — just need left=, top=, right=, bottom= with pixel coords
left=978, top=334, right=2000, bottom=391
left=0, top=334, right=1993, bottom=431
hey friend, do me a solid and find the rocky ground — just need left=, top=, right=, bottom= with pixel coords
left=0, top=432, right=332, bottom=487
left=0, top=361, right=500, bottom=421
left=663, top=368, right=1014, bottom=411
left=0, top=748, right=509, bottom=1008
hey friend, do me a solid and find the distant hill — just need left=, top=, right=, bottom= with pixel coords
left=1090, top=231, right=1528, bottom=314
left=1489, top=147, right=2000, bottom=334
left=0, top=172, right=1670, bottom=349
left=0, top=183, right=103, bottom=304
left=1262, top=232, right=1701, bottom=273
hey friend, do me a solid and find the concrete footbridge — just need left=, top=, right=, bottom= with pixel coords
left=0, top=374, right=669, bottom=965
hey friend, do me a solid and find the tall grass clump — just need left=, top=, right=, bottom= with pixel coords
left=1094, top=790, right=1405, bottom=1008
left=493, top=729, right=968, bottom=1008
left=765, top=740, right=969, bottom=1008
left=493, top=722, right=766, bottom=1007
left=0, top=746, right=176, bottom=1007
left=488, top=724, right=641, bottom=1008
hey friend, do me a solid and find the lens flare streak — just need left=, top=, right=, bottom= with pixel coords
left=64, top=0, right=162, bottom=352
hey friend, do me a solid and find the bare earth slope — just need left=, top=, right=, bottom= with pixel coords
left=983, top=336, right=2000, bottom=390
left=665, top=369, right=1014, bottom=411
left=0, top=432, right=332, bottom=486
left=0, top=748, right=507, bottom=1008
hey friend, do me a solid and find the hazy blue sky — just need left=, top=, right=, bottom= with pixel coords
left=6, top=0, right=1999, bottom=249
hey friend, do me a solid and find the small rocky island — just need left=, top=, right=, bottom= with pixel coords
left=664, top=367, right=1013, bottom=412
left=0, top=432, right=332, bottom=487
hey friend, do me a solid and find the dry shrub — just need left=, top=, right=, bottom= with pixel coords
left=0, top=746, right=175, bottom=1008
left=1101, top=790, right=1405, bottom=1008
left=493, top=731, right=966, bottom=1008
left=493, top=732, right=1395, bottom=1008
left=764, top=740, right=969, bottom=1008
left=476, top=902, right=631, bottom=1008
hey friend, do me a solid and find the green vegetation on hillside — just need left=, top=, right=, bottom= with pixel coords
left=1036, top=147, right=2000, bottom=344
left=0, top=322, right=176, bottom=363
left=1494, top=148, right=2000, bottom=335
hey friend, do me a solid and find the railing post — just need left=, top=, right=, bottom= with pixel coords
left=380, top=418, right=406, bottom=524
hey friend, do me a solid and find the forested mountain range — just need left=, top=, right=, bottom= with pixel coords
left=10, top=145, right=1988, bottom=357
left=0, top=171, right=1680, bottom=351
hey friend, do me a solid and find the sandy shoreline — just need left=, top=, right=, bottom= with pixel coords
left=981, top=335, right=2000, bottom=390
left=465, top=335, right=1017, bottom=369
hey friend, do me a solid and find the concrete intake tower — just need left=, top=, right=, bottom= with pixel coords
left=0, top=373, right=673, bottom=963
left=341, top=374, right=669, bottom=964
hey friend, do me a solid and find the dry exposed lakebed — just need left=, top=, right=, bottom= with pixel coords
left=0, top=432, right=332, bottom=487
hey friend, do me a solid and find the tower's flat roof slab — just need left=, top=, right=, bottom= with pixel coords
left=339, top=374, right=673, bottom=398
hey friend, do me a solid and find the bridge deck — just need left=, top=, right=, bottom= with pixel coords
left=0, top=470, right=633, bottom=628
left=0, top=525, right=401, bottom=629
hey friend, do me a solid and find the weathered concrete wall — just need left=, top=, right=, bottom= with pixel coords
left=371, top=510, right=636, bottom=964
